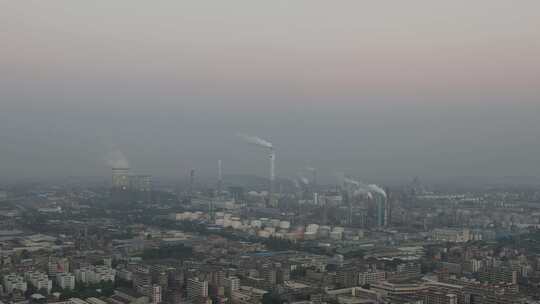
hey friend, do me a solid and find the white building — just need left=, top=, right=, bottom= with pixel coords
left=139, top=284, right=161, bottom=304
left=57, top=273, right=76, bottom=290
left=25, top=271, right=52, bottom=294
left=75, top=266, right=115, bottom=284
left=3, top=274, right=27, bottom=293
left=432, top=228, right=471, bottom=243
left=358, top=271, right=386, bottom=285
left=188, top=278, right=208, bottom=303
left=224, top=276, right=240, bottom=296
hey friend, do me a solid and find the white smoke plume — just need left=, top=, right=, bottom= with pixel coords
left=237, top=133, right=273, bottom=149
left=353, top=188, right=368, bottom=196
left=106, top=150, right=129, bottom=168
left=353, top=188, right=374, bottom=200
left=343, top=177, right=361, bottom=187
left=368, top=184, right=387, bottom=198
left=300, top=177, right=310, bottom=185
left=306, top=167, right=316, bottom=172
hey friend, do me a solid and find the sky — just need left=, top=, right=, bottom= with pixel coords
left=1, top=1, right=539, bottom=183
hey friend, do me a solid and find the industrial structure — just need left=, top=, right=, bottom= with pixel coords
left=111, top=167, right=152, bottom=203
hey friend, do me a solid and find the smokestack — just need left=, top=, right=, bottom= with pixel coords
left=306, top=167, right=317, bottom=185
left=217, top=160, right=223, bottom=197
left=269, top=148, right=276, bottom=206
left=238, top=133, right=276, bottom=207
left=189, top=169, right=195, bottom=200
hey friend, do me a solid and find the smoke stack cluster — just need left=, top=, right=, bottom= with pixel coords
left=343, top=177, right=388, bottom=228
left=238, top=133, right=276, bottom=206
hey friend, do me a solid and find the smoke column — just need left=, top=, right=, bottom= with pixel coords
left=107, top=150, right=129, bottom=169
left=237, top=133, right=273, bottom=149
left=367, top=184, right=387, bottom=198
left=293, top=179, right=301, bottom=189
left=344, top=177, right=361, bottom=187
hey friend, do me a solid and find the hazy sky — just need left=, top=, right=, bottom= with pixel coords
left=1, top=1, right=539, bottom=182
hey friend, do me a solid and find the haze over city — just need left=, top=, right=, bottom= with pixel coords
left=3, top=2, right=540, bottom=304
left=1, top=1, right=540, bottom=181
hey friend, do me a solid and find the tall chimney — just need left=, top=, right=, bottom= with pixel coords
left=269, top=148, right=276, bottom=206
left=217, top=160, right=223, bottom=197
left=189, top=169, right=195, bottom=200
